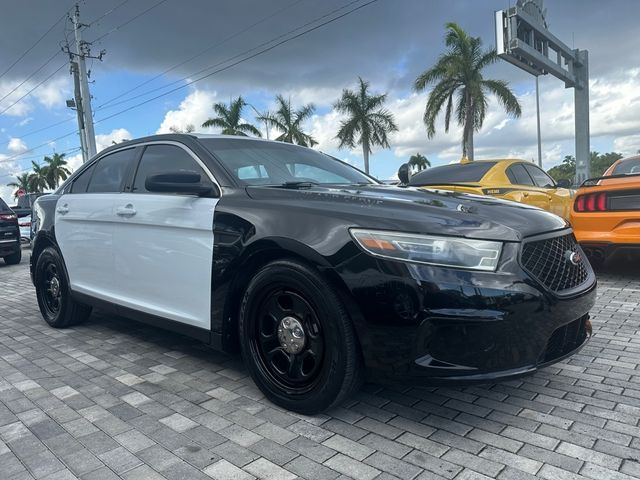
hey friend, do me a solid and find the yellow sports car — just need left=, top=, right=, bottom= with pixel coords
left=404, top=159, right=574, bottom=219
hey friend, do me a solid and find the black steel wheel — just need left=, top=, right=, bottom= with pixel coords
left=35, top=247, right=91, bottom=328
left=253, top=289, right=325, bottom=393
left=239, top=259, right=362, bottom=414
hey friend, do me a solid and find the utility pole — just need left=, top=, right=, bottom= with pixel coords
left=70, top=62, right=88, bottom=163
left=70, top=4, right=99, bottom=160
left=535, top=75, right=542, bottom=167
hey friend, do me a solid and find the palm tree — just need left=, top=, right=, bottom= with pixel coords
left=259, top=95, right=317, bottom=146
left=334, top=77, right=398, bottom=174
left=414, top=22, right=522, bottom=160
left=28, top=161, right=49, bottom=192
left=408, top=153, right=431, bottom=173
left=43, top=152, right=71, bottom=189
left=202, top=96, right=261, bottom=137
left=7, top=173, right=31, bottom=198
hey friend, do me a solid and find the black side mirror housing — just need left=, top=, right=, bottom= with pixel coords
left=398, top=163, right=410, bottom=185
left=145, top=171, right=220, bottom=197
left=556, top=178, right=571, bottom=188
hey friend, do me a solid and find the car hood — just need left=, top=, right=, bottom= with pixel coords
left=245, top=184, right=568, bottom=242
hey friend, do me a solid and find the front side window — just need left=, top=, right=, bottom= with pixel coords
left=87, top=148, right=137, bottom=193
left=70, top=163, right=96, bottom=193
left=200, top=138, right=374, bottom=186
left=524, top=164, right=555, bottom=188
left=506, top=164, right=534, bottom=186
left=133, top=144, right=208, bottom=193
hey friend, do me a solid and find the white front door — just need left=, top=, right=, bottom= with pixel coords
left=56, top=147, right=138, bottom=299
left=112, top=143, right=218, bottom=330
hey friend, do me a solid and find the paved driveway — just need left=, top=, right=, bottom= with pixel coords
left=1, top=250, right=639, bottom=480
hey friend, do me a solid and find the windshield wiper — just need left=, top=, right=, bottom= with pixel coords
left=275, top=181, right=319, bottom=189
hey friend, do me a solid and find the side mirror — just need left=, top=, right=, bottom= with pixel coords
left=398, top=163, right=410, bottom=185
left=145, top=171, right=220, bottom=197
left=556, top=178, right=571, bottom=188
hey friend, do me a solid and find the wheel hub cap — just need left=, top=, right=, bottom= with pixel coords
left=49, top=277, right=60, bottom=297
left=278, top=316, right=306, bottom=354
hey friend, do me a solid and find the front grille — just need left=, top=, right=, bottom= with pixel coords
left=521, top=233, right=591, bottom=293
left=540, top=316, right=589, bottom=363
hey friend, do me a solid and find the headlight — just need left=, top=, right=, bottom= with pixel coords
left=350, top=229, right=502, bottom=271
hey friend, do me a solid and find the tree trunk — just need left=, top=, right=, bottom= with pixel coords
left=363, top=139, right=370, bottom=175
left=462, top=94, right=474, bottom=161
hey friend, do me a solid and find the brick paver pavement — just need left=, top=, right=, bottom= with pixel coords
left=1, top=249, right=639, bottom=479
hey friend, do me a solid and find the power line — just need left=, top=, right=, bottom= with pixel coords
left=0, top=10, right=68, bottom=81
left=96, top=0, right=306, bottom=109
left=95, top=0, right=379, bottom=124
left=2, top=0, right=346, bottom=145
left=0, top=62, right=68, bottom=117
left=90, top=0, right=170, bottom=44
left=0, top=146, right=82, bottom=178
left=1, top=0, right=377, bottom=164
left=97, top=0, right=365, bottom=112
left=0, top=50, right=63, bottom=106
left=88, top=0, right=132, bottom=26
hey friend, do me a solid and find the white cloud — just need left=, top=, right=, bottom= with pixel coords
left=613, top=134, right=640, bottom=157
left=7, top=138, right=27, bottom=154
left=156, top=89, right=218, bottom=134
left=34, top=76, right=70, bottom=109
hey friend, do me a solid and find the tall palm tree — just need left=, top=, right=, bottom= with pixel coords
left=259, top=95, right=317, bottom=146
left=414, top=22, right=522, bottom=160
left=408, top=153, right=430, bottom=173
left=7, top=173, right=30, bottom=198
left=28, top=161, right=49, bottom=192
left=43, top=152, right=71, bottom=189
left=334, top=77, right=398, bottom=174
left=202, top=96, right=261, bottom=137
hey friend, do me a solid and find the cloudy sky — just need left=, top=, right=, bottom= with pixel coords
left=1, top=0, right=639, bottom=200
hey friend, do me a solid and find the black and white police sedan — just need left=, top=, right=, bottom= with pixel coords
left=31, top=134, right=596, bottom=413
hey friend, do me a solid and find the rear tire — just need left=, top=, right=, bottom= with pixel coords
left=239, top=259, right=362, bottom=414
left=34, top=247, right=91, bottom=328
left=3, top=248, right=21, bottom=265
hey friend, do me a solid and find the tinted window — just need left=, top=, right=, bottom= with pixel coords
left=87, top=149, right=136, bottom=193
left=200, top=138, right=374, bottom=186
left=0, top=197, right=10, bottom=212
left=506, top=164, right=534, bottom=186
left=612, top=157, right=640, bottom=175
left=133, top=145, right=207, bottom=193
left=409, top=162, right=497, bottom=185
left=70, top=163, right=96, bottom=193
left=524, top=164, right=555, bottom=188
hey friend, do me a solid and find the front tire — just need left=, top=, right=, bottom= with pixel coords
left=34, top=247, right=91, bottom=328
left=239, top=260, right=362, bottom=414
left=3, top=248, right=21, bottom=265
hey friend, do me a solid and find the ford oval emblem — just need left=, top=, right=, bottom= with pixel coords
left=565, top=250, right=582, bottom=266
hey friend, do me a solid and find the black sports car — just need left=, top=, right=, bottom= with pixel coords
left=30, top=134, right=596, bottom=413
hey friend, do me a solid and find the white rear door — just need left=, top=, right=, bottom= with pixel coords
left=112, top=143, right=218, bottom=329
left=56, top=148, right=138, bottom=299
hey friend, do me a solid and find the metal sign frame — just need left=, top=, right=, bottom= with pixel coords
left=495, top=0, right=590, bottom=183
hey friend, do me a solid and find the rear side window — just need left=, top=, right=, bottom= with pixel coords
left=409, top=162, right=497, bottom=185
left=506, top=164, right=534, bottom=186
left=612, top=157, right=640, bottom=175
left=0, top=197, right=10, bottom=212
left=87, top=148, right=137, bottom=193
left=132, top=144, right=207, bottom=193
left=524, top=164, right=555, bottom=188
left=70, top=163, right=96, bottom=193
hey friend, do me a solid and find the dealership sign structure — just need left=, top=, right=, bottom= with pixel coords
left=495, top=0, right=590, bottom=183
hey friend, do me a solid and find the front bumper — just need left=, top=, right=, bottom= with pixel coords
left=336, top=236, right=597, bottom=384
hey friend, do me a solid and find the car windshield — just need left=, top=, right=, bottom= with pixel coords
left=409, top=162, right=497, bottom=185
left=0, top=197, right=11, bottom=213
left=612, top=157, right=640, bottom=175
left=199, top=138, right=376, bottom=186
